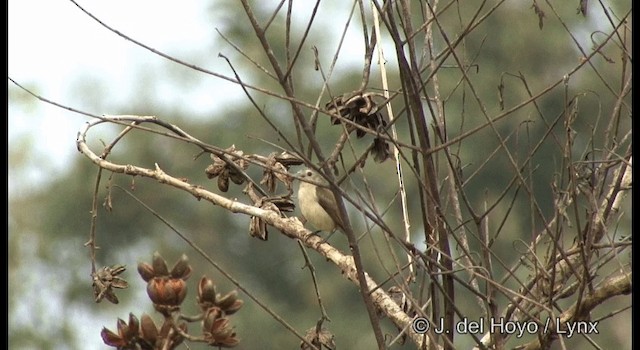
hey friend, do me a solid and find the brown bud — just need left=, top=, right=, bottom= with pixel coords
left=198, top=276, right=217, bottom=305
left=203, top=308, right=239, bottom=347
left=224, top=299, right=244, bottom=315
left=125, top=313, right=140, bottom=340
left=140, top=313, right=159, bottom=345
left=216, top=290, right=238, bottom=310
left=116, top=318, right=129, bottom=339
left=101, top=327, right=126, bottom=347
left=137, top=262, right=155, bottom=282
left=218, top=173, right=230, bottom=192
left=170, top=254, right=192, bottom=280
left=152, top=251, right=169, bottom=276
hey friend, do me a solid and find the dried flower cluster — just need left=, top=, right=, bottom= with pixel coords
left=92, top=264, right=129, bottom=304
left=197, top=276, right=243, bottom=347
left=101, top=252, right=243, bottom=349
left=300, top=326, right=336, bottom=350
left=206, top=148, right=301, bottom=240
left=245, top=181, right=295, bottom=240
left=101, top=312, right=187, bottom=350
left=205, top=145, right=249, bottom=192
left=138, top=252, right=192, bottom=313
left=326, top=92, right=391, bottom=163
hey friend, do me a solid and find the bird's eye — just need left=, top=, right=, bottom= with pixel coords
left=306, top=170, right=313, bottom=176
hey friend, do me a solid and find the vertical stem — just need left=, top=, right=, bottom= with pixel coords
left=371, top=1, right=414, bottom=281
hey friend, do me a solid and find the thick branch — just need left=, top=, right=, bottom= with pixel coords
left=522, top=271, right=631, bottom=350
left=76, top=116, right=432, bottom=349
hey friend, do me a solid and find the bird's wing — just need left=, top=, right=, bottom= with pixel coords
left=315, top=186, right=346, bottom=232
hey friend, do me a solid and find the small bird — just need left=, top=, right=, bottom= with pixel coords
left=296, top=168, right=346, bottom=235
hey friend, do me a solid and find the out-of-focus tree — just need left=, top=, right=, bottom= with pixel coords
left=9, top=0, right=631, bottom=349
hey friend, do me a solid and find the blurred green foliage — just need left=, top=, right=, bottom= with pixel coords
left=9, top=1, right=631, bottom=349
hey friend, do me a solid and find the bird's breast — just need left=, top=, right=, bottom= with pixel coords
left=298, top=183, right=336, bottom=232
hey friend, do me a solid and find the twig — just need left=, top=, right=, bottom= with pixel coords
left=298, top=241, right=331, bottom=322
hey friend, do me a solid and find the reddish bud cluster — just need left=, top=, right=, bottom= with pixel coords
left=101, top=252, right=242, bottom=349
left=197, top=276, right=243, bottom=347
left=137, top=252, right=192, bottom=311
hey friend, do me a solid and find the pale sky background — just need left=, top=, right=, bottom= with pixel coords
left=9, top=0, right=367, bottom=191
left=9, top=1, right=242, bottom=190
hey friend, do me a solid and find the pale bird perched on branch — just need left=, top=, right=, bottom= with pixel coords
left=295, top=168, right=346, bottom=236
